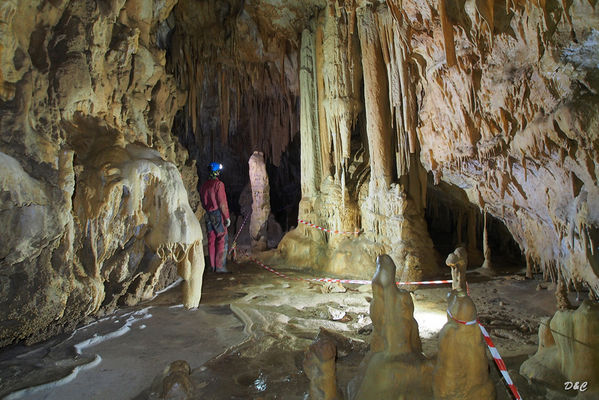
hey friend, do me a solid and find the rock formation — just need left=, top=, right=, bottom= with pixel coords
left=446, top=247, right=468, bottom=291
left=160, top=360, right=193, bottom=400
left=249, top=151, right=271, bottom=251
left=433, top=291, right=495, bottom=400
left=303, top=336, right=342, bottom=400
left=349, top=254, right=433, bottom=400
left=279, top=0, right=599, bottom=296
left=520, top=300, right=599, bottom=396
left=1, top=0, right=598, bottom=361
left=303, top=254, right=497, bottom=399
left=0, top=0, right=199, bottom=346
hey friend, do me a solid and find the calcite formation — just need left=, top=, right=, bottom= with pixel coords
left=520, top=300, right=599, bottom=395
left=446, top=247, right=468, bottom=291
left=1, top=0, right=598, bottom=357
left=249, top=151, right=271, bottom=251
left=279, top=0, right=599, bottom=297
left=433, top=291, right=495, bottom=400
left=73, top=133, right=205, bottom=308
left=160, top=360, right=193, bottom=399
left=304, top=254, right=496, bottom=399
left=303, top=336, right=342, bottom=400
left=349, top=254, right=433, bottom=400
left=0, top=0, right=198, bottom=346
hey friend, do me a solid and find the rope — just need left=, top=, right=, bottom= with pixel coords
left=229, top=213, right=251, bottom=256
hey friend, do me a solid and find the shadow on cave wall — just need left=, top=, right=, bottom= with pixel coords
left=425, top=174, right=524, bottom=270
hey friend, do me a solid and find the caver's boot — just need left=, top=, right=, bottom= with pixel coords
left=215, top=265, right=231, bottom=274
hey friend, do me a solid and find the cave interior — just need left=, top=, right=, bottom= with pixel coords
left=0, top=0, right=598, bottom=399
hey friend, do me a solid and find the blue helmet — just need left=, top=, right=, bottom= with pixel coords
left=209, top=162, right=223, bottom=172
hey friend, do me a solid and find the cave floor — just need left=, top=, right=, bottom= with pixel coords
left=0, top=252, right=586, bottom=400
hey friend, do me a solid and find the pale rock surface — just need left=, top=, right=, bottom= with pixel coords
left=520, top=300, right=599, bottom=395
left=249, top=151, right=271, bottom=251
left=0, top=0, right=195, bottom=346
left=433, top=291, right=495, bottom=400
left=349, top=254, right=433, bottom=400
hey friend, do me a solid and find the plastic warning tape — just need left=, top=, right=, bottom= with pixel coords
left=446, top=308, right=477, bottom=325
left=298, top=219, right=361, bottom=235
left=241, top=253, right=520, bottom=399
left=466, top=283, right=522, bottom=399
left=478, top=323, right=523, bottom=400
left=241, top=251, right=452, bottom=287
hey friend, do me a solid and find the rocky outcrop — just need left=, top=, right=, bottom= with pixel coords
left=0, top=0, right=198, bottom=346
left=279, top=0, right=598, bottom=295
left=520, top=300, right=599, bottom=396
left=349, top=254, right=433, bottom=399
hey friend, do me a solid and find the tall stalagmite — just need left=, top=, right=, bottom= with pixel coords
left=249, top=151, right=271, bottom=251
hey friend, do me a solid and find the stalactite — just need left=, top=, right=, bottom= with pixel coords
left=168, top=5, right=299, bottom=166
left=322, top=1, right=362, bottom=182
left=315, top=12, right=332, bottom=182
left=357, top=4, right=394, bottom=189
left=439, top=0, right=457, bottom=67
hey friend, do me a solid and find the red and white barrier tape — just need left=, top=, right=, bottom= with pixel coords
left=446, top=308, right=477, bottom=326
left=229, top=213, right=251, bottom=256
left=463, top=283, right=522, bottom=399
left=240, top=253, right=520, bottom=399
left=478, top=322, right=523, bottom=400
left=298, top=219, right=361, bottom=235
left=241, top=251, right=451, bottom=287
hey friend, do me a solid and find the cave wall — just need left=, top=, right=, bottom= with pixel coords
left=0, top=0, right=200, bottom=346
left=1, top=0, right=598, bottom=347
left=280, top=0, right=599, bottom=294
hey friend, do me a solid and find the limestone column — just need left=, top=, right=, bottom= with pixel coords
left=249, top=151, right=270, bottom=251
left=356, top=4, right=394, bottom=190
left=299, top=27, right=321, bottom=200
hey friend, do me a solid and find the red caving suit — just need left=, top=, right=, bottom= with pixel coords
left=200, top=178, right=230, bottom=270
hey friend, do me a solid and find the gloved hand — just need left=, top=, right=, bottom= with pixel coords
left=225, top=218, right=231, bottom=227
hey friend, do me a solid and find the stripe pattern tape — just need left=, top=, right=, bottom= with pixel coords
left=239, top=252, right=521, bottom=400
left=241, top=252, right=451, bottom=286
left=298, top=219, right=361, bottom=235
left=478, top=322, right=523, bottom=400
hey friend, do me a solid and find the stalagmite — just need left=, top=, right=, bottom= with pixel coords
left=433, top=291, right=495, bottom=400
left=481, top=209, right=492, bottom=271
left=521, top=301, right=599, bottom=395
left=446, top=247, right=468, bottom=292
left=303, top=336, right=342, bottom=400
left=350, top=255, right=432, bottom=400
left=249, top=151, right=271, bottom=251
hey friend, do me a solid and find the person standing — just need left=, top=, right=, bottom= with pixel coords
left=200, top=162, right=231, bottom=273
